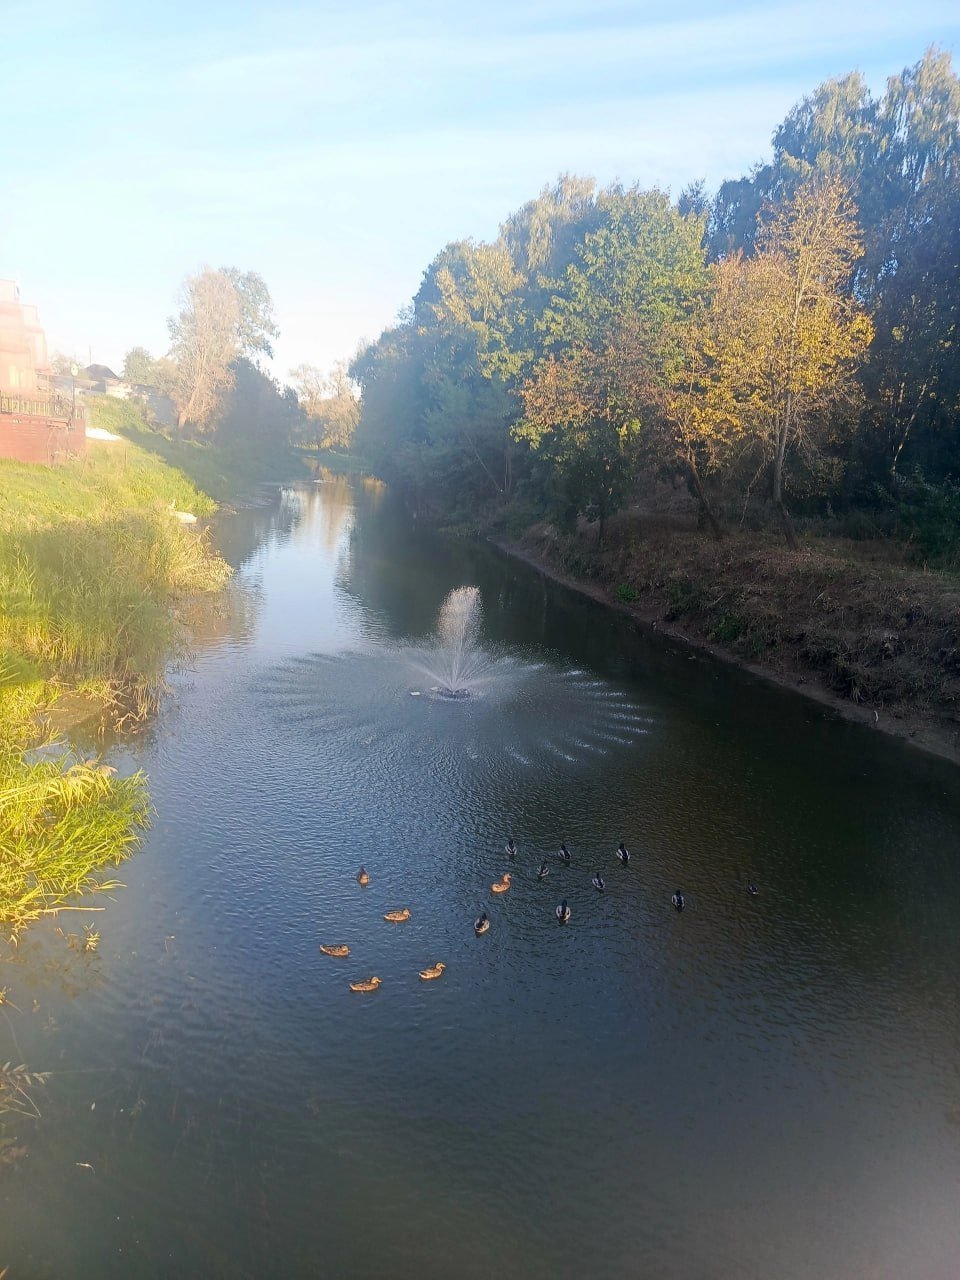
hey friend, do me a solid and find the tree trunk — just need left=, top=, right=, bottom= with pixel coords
left=686, top=451, right=723, bottom=541
left=772, top=407, right=798, bottom=550
left=776, top=498, right=799, bottom=550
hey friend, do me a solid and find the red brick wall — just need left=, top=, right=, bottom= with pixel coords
left=0, top=414, right=86, bottom=465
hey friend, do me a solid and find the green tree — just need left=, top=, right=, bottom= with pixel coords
left=122, top=346, right=160, bottom=386
left=215, top=357, right=301, bottom=451
left=221, top=268, right=279, bottom=361
left=517, top=187, right=708, bottom=538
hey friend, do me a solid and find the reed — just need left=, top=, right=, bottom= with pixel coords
left=0, top=747, right=150, bottom=933
left=0, top=413, right=227, bottom=930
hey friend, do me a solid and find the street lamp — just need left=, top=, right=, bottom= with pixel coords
left=70, top=362, right=79, bottom=431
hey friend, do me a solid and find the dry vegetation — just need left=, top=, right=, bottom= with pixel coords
left=511, top=506, right=960, bottom=756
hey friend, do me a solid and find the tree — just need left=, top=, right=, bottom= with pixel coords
left=517, top=187, right=708, bottom=538
left=500, top=174, right=597, bottom=276
left=49, top=351, right=80, bottom=376
left=663, top=276, right=742, bottom=541
left=215, top=357, right=301, bottom=451
left=291, top=361, right=360, bottom=450
left=168, top=269, right=242, bottom=431
left=122, top=346, right=160, bottom=386
left=221, top=268, right=279, bottom=361
left=518, top=338, right=644, bottom=538
left=693, top=179, right=873, bottom=546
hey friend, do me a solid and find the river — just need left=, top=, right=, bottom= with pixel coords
left=2, top=476, right=959, bottom=1279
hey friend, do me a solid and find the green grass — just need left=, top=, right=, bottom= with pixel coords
left=94, top=397, right=312, bottom=501
left=0, top=410, right=229, bottom=930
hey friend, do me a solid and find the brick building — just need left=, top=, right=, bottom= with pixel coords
left=0, top=279, right=86, bottom=464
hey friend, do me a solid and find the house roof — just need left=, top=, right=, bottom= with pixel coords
left=85, top=363, right=120, bottom=381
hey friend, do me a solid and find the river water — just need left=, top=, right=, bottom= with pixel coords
left=3, top=477, right=960, bottom=1279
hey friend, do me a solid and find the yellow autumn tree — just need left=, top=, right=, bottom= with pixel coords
left=672, top=178, right=873, bottom=547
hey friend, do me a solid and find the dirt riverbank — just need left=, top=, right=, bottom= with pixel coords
left=491, top=516, right=960, bottom=768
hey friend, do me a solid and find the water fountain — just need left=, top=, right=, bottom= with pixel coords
left=263, top=583, right=655, bottom=769
left=417, top=586, right=488, bottom=698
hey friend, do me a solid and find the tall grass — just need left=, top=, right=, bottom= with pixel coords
left=0, top=419, right=229, bottom=930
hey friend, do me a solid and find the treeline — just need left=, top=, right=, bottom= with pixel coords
left=350, top=49, right=960, bottom=561
left=119, top=269, right=357, bottom=455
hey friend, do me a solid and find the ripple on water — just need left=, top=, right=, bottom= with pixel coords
left=253, top=643, right=656, bottom=783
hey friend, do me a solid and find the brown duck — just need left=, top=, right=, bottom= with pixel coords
left=349, top=976, right=382, bottom=993
left=383, top=908, right=411, bottom=922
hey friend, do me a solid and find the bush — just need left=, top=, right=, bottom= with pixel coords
left=894, top=473, right=960, bottom=567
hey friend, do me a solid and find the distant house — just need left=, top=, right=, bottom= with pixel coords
left=84, top=363, right=134, bottom=397
left=0, top=280, right=85, bottom=464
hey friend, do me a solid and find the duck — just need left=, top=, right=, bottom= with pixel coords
left=419, top=962, right=446, bottom=981
left=537, top=860, right=550, bottom=881
left=474, top=912, right=490, bottom=935
left=672, top=890, right=685, bottom=912
left=592, top=870, right=605, bottom=892
left=616, top=842, right=630, bottom=866
left=357, top=866, right=370, bottom=887
left=383, top=908, right=411, bottom=922
left=556, top=899, right=571, bottom=925
left=505, top=838, right=517, bottom=860
left=349, top=976, right=381, bottom=993
left=558, top=842, right=571, bottom=865
left=747, top=882, right=759, bottom=897
left=319, top=944, right=350, bottom=957
left=491, top=873, right=512, bottom=894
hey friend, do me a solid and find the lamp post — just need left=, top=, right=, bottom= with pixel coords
left=70, top=362, right=79, bottom=431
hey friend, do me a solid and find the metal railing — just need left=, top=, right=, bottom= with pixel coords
left=0, top=393, right=84, bottom=422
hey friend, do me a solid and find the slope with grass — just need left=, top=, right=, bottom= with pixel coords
left=497, top=511, right=960, bottom=765
left=92, top=395, right=311, bottom=502
left=0, top=409, right=230, bottom=932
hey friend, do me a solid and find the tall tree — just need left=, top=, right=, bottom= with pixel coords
left=168, top=269, right=242, bottom=431
left=291, top=361, right=360, bottom=450
left=221, top=268, right=279, bottom=361
left=215, top=357, right=301, bottom=450
left=695, top=179, right=873, bottom=546
left=517, top=187, right=708, bottom=537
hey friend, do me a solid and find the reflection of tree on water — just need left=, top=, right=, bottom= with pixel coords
left=336, top=483, right=466, bottom=640
left=297, top=475, right=356, bottom=556
left=215, top=477, right=363, bottom=573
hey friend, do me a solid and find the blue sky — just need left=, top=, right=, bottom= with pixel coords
left=3, top=1, right=958, bottom=381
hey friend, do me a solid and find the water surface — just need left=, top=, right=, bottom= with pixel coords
left=3, top=478, right=959, bottom=1279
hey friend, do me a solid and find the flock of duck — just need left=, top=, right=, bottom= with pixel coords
left=320, top=842, right=760, bottom=992
left=318, top=865, right=446, bottom=992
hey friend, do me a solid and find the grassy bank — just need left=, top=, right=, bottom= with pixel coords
left=0, top=413, right=230, bottom=932
left=93, top=396, right=312, bottom=502
left=498, top=511, right=960, bottom=764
